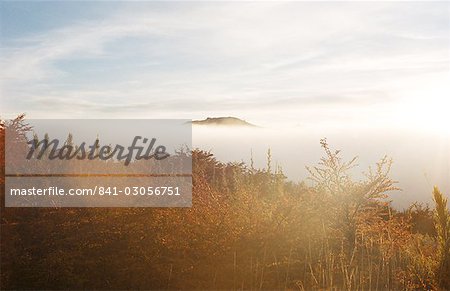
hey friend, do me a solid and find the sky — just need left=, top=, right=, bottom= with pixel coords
left=1, top=1, right=449, bottom=130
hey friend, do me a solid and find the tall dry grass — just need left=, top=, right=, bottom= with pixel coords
left=0, top=116, right=448, bottom=290
left=433, top=186, right=450, bottom=289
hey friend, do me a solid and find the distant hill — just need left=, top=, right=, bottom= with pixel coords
left=191, top=117, right=257, bottom=127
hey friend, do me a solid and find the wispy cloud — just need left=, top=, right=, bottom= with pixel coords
left=1, top=2, right=448, bottom=124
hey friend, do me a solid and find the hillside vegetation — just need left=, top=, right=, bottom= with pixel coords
left=1, top=115, right=449, bottom=290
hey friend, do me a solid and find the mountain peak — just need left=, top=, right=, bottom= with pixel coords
left=191, top=117, right=257, bottom=127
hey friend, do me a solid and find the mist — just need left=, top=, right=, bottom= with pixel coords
left=193, top=124, right=449, bottom=209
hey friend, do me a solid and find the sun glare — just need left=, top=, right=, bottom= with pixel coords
left=408, top=99, right=450, bottom=135
left=395, top=75, right=450, bottom=136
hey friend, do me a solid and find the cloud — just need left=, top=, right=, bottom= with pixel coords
left=0, top=2, right=449, bottom=122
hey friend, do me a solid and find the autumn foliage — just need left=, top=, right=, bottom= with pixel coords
left=0, top=116, right=449, bottom=290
